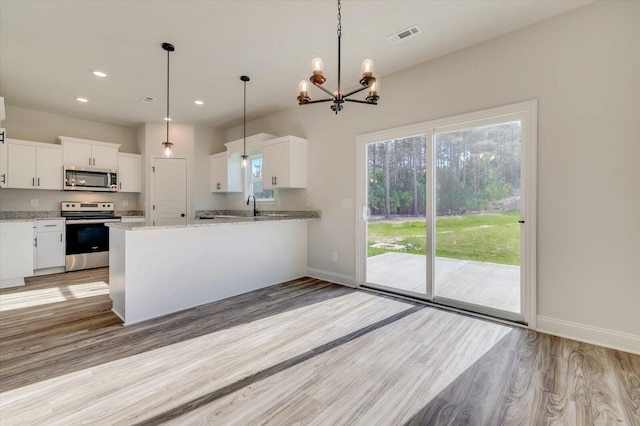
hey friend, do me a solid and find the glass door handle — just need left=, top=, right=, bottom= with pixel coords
left=518, top=220, right=525, bottom=224
left=362, top=206, right=371, bottom=221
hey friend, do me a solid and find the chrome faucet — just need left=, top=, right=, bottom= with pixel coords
left=247, top=194, right=258, bottom=216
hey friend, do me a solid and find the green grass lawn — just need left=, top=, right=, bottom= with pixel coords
left=368, top=213, right=520, bottom=265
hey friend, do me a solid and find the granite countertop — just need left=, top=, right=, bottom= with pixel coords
left=0, top=211, right=64, bottom=223
left=0, top=210, right=145, bottom=223
left=108, top=210, right=320, bottom=231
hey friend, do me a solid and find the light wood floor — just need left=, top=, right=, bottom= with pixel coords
left=0, top=269, right=638, bottom=425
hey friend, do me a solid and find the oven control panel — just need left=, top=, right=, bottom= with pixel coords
left=61, top=202, right=115, bottom=212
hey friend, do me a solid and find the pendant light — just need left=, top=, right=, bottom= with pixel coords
left=240, top=75, right=250, bottom=169
left=162, top=42, right=175, bottom=158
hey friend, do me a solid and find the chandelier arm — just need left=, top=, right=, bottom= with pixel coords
left=312, top=81, right=336, bottom=98
left=344, top=98, right=378, bottom=105
left=342, top=85, right=370, bottom=99
left=302, top=98, right=335, bottom=105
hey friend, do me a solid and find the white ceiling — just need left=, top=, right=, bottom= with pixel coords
left=0, top=0, right=591, bottom=129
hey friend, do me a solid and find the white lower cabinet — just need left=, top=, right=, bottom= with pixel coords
left=34, top=220, right=65, bottom=271
left=0, top=221, right=34, bottom=288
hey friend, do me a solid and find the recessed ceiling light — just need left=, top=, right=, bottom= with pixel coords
left=164, top=117, right=172, bottom=121
left=76, top=97, right=89, bottom=103
left=194, top=100, right=204, bottom=105
left=92, top=70, right=108, bottom=78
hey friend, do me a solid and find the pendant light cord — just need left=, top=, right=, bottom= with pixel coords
left=166, top=47, right=170, bottom=142
left=243, top=79, right=246, bottom=155
left=337, top=0, right=341, bottom=100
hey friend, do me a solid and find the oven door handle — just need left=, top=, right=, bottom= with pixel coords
left=66, top=219, right=121, bottom=224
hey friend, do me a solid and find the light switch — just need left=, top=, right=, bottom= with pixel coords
left=31, top=199, right=38, bottom=207
left=341, top=198, right=353, bottom=208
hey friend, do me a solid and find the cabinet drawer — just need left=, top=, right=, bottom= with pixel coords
left=37, top=220, right=64, bottom=232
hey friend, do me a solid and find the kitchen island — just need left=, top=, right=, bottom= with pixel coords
left=107, top=214, right=317, bottom=325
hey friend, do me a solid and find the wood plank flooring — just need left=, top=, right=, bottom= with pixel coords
left=0, top=269, right=638, bottom=425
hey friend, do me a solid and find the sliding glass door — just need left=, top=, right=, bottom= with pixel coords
left=431, top=120, right=523, bottom=320
left=364, top=136, right=427, bottom=298
left=356, top=101, right=536, bottom=324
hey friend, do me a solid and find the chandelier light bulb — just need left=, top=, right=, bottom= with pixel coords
left=298, top=80, right=309, bottom=94
left=311, top=57, right=324, bottom=72
left=362, top=59, right=374, bottom=76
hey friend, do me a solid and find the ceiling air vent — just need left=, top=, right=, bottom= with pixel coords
left=388, top=25, right=423, bottom=44
left=139, top=96, right=155, bottom=103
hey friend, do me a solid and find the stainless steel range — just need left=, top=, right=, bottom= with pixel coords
left=62, top=202, right=121, bottom=271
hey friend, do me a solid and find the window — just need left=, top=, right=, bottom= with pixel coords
left=247, top=155, right=274, bottom=201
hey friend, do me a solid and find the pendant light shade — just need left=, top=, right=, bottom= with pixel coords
left=240, top=75, right=250, bottom=169
left=162, top=42, right=175, bottom=158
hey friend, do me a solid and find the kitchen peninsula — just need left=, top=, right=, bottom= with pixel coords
left=107, top=213, right=318, bottom=325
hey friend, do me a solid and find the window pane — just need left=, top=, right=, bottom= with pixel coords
left=251, top=158, right=262, bottom=179
left=251, top=181, right=274, bottom=200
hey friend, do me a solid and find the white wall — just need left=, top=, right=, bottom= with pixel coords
left=224, top=1, right=640, bottom=346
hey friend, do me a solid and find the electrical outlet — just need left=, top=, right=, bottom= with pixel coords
left=30, top=199, right=38, bottom=207
left=123, top=200, right=129, bottom=207
left=305, top=198, right=311, bottom=207
left=276, top=198, right=281, bottom=207
left=331, top=252, right=338, bottom=262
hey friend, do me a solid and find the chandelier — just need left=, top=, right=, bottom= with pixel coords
left=297, top=0, right=379, bottom=114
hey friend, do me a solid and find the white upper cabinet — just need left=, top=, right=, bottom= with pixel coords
left=210, top=152, right=241, bottom=193
left=5, top=138, right=63, bottom=190
left=118, top=153, right=141, bottom=193
left=60, top=136, right=120, bottom=169
left=261, top=136, right=307, bottom=189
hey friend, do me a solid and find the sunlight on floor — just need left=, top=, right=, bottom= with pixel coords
left=0, top=282, right=109, bottom=312
left=0, top=288, right=512, bottom=424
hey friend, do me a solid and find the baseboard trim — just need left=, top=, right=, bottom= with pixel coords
left=0, top=277, right=26, bottom=289
left=537, top=315, right=640, bottom=355
left=306, top=268, right=356, bottom=288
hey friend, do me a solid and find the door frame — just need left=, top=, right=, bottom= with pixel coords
left=356, top=100, right=537, bottom=327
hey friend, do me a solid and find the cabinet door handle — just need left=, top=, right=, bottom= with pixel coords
left=34, top=238, right=37, bottom=247
left=89, top=157, right=92, bottom=166
left=120, top=182, right=122, bottom=190
left=0, top=173, right=5, bottom=184
left=274, top=176, right=278, bottom=186
left=32, top=177, right=35, bottom=187
left=60, top=234, right=63, bottom=242
left=93, top=158, right=96, bottom=166
left=37, top=178, right=40, bottom=187
left=44, top=224, right=56, bottom=227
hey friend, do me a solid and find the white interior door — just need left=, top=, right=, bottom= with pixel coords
left=152, top=158, right=187, bottom=226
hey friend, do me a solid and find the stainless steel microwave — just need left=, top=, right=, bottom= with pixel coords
left=64, top=166, right=118, bottom=192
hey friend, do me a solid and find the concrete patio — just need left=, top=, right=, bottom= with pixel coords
left=366, top=252, right=520, bottom=313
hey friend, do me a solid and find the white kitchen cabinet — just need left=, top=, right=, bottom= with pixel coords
left=60, top=136, right=120, bottom=170
left=0, top=128, right=7, bottom=188
left=34, top=220, right=65, bottom=270
left=118, top=153, right=141, bottom=192
left=210, top=152, right=241, bottom=193
left=5, top=139, right=63, bottom=190
left=0, top=221, right=34, bottom=288
left=261, top=136, right=307, bottom=189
